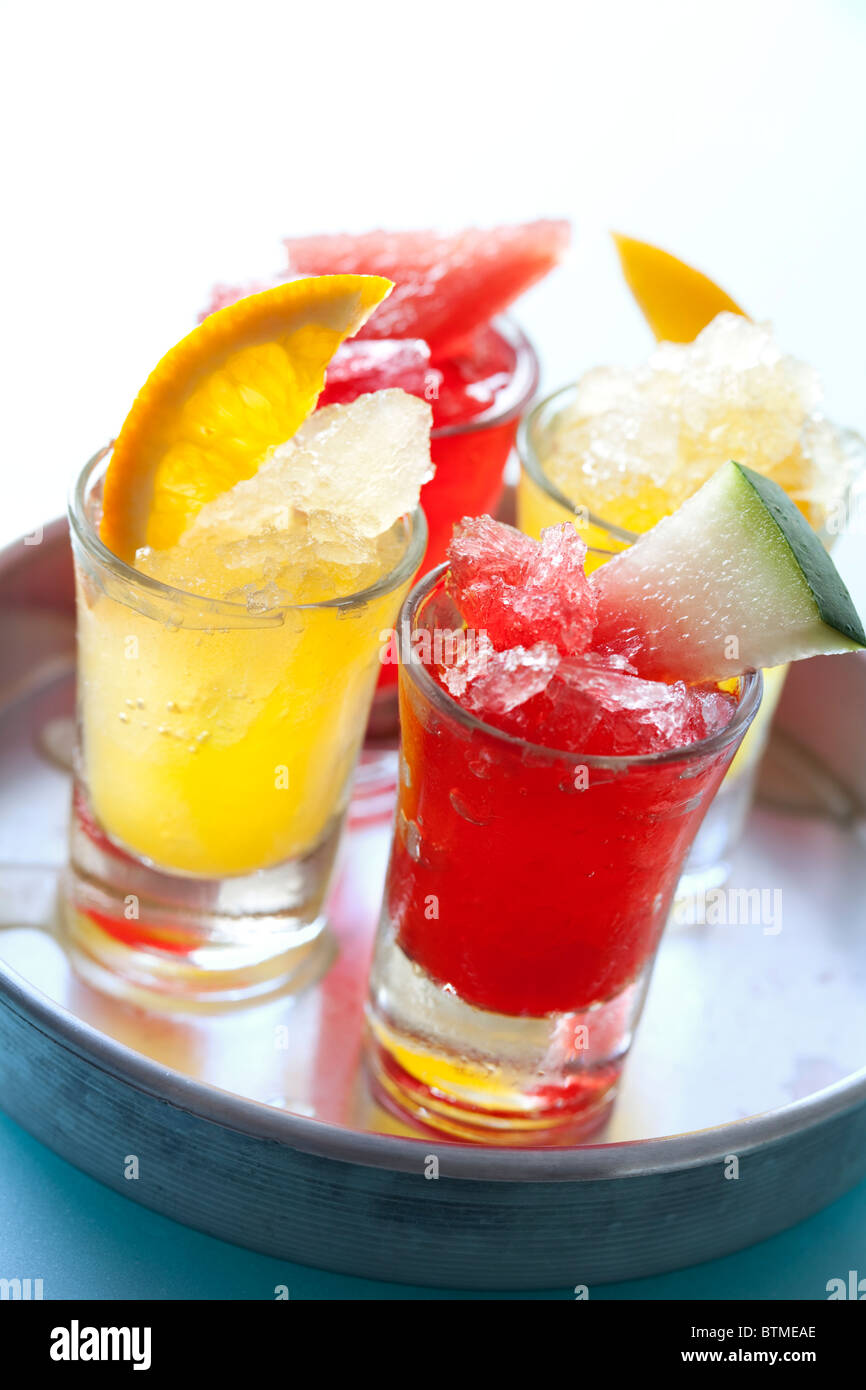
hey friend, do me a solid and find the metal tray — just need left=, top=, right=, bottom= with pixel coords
left=1, top=519, right=865, bottom=1290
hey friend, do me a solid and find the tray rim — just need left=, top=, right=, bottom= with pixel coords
left=2, top=516, right=866, bottom=1185
left=2, top=950, right=865, bottom=1182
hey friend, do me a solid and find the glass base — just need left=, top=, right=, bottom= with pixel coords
left=65, top=785, right=339, bottom=1009
left=64, top=901, right=334, bottom=1010
left=366, top=915, right=651, bottom=1144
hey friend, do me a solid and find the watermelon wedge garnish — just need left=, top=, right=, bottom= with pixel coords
left=283, top=220, right=571, bottom=353
left=591, top=460, right=866, bottom=684
left=438, top=465, right=865, bottom=757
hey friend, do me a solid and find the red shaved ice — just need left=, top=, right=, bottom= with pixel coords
left=446, top=517, right=596, bottom=656
left=438, top=514, right=739, bottom=758
left=513, top=657, right=737, bottom=756
left=449, top=646, right=738, bottom=757
left=442, top=638, right=561, bottom=716
left=318, top=339, right=434, bottom=408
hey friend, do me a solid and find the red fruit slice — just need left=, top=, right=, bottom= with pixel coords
left=446, top=517, right=596, bottom=655
left=283, top=220, right=570, bottom=353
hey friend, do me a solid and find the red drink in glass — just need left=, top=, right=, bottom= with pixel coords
left=423, top=318, right=539, bottom=570
left=367, top=567, right=761, bottom=1141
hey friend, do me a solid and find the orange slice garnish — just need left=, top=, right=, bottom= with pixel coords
left=100, top=274, right=392, bottom=561
left=612, top=233, right=746, bottom=342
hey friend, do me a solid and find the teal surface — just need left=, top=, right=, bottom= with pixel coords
left=0, top=1111, right=860, bottom=1300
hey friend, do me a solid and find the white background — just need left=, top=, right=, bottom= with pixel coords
left=2, top=0, right=865, bottom=598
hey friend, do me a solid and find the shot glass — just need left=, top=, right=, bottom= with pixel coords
left=516, top=383, right=862, bottom=894
left=366, top=567, right=762, bottom=1141
left=66, top=444, right=427, bottom=1005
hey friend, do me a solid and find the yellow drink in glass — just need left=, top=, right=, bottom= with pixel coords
left=68, top=408, right=429, bottom=1004
left=75, top=463, right=417, bottom=879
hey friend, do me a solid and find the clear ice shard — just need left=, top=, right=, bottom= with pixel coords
left=184, top=389, right=434, bottom=545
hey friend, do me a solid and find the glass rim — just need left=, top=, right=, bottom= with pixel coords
left=398, top=564, right=764, bottom=770
left=518, top=380, right=866, bottom=547
left=69, top=444, right=429, bottom=622
left=430, top=314, right=540, bottom=441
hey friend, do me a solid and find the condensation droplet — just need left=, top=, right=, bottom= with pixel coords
left=402, top=816, right=422, bottom=862
left=449, top=789, right=492, bottom=826
left=467, top=751, right=494, bottom=780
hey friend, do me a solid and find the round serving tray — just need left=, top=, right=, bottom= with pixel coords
left=0, top=519, right=865, bottom=1290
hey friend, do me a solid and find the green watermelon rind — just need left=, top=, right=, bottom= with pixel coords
left=732, top=461, right=866, bottom=651
left=591, top=458, right=865, bottom=683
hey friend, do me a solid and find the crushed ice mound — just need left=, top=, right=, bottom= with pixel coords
left=136, top=389, right=433, bottom=606
left=136, top=508, right=408, bottom=607
left=546, top=312, right=858, bottom=529
left=442, top=636, right=561, bottom=715
left=444, top=642, right=737, bottom=756
left=446, top=516, right=596, bottom=655
left=438, top=514, right=737, bottom=756
left=185, top=389, right=434, bottom=545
